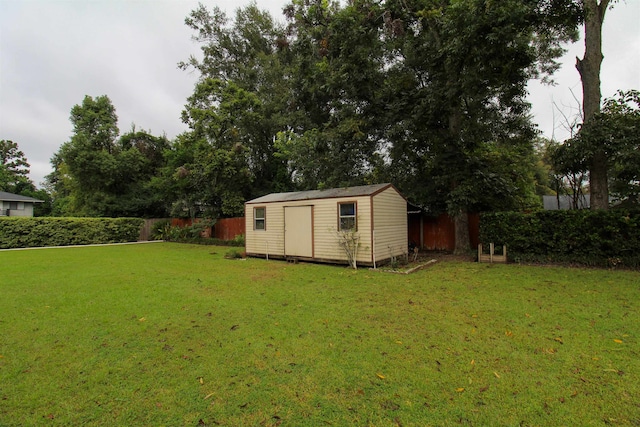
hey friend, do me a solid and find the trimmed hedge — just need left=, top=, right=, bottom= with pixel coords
left=0, top=217, right=144, bottom=249
left=479, top=210, right=640, bottom=268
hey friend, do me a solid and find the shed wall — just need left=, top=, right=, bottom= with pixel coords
left=246, top=196, right=374, bottom=264
left=372, top=187, right=408, bottom=262
left=246, top=204, right=285, bottom=257
left=311, top=196, right=372, bottom=263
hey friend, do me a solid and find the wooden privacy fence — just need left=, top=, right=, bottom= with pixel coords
left=213, top=217, right=245, bottom=240
left=408, top=212, right=480, bottom=251
left=210, top=214, right=473, bottom=247
left=140, top=217, right=245, bottom=241
left=145, top=214, right=475, bottom=248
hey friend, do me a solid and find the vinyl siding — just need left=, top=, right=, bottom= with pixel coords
left=246, top=204, right=286, bottom=256
left=372, top=187, right=408, bottom=262
left=246, top=197, right=373, bottom=263
left=311, top=196, right=372, bottom=263
left=245, top=185, right=406, bottom=265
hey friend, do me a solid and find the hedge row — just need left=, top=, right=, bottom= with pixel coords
left=479, top=210, right=640, bottom=268
left=0, top=217, right=144, bottom=249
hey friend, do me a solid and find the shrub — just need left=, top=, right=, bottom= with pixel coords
left=480, top=210, right=640, bottom=268
left=0, top=217, right=144, bottom=249
left=150, top=220, right=172, bottom=240
left=224, top=248, right=246, bottom=259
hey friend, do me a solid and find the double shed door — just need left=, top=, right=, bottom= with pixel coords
left=284, top=205, right=313, bottom=258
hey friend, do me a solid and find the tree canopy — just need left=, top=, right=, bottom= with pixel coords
left=0, top=139, right=32, bottom=193
left=40, top=0, right=636, bottom=251
left=48, top=95, right=169, bottom=217
left=552, top=90, right=640, bottom=208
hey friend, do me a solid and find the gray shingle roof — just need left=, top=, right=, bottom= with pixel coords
left=246, top=183, right=397, bottom=204
left=0, top=191, right=44, bottom=203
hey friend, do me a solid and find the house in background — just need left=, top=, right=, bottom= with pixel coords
left=245, top=183, right=407, bottom=267
left=0, top=191, right=44, bottom=217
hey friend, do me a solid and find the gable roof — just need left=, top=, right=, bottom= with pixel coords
left=0, top=191, right=44, bottom=203
left=246, top=183, right=401, bottom=204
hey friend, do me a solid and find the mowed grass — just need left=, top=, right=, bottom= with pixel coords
left=0, top=243, right=638, bottom=426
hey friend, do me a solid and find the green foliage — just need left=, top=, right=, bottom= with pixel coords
left=224, top=247, right=245, bottom=259
left=232, top=233, right=245, bottom=246
left=34, top=1, right=590, bottom=248
left=0, top=217, right=143, bottom=249
left=375, top=0, right=578, bottom=219
left=550, top=90, right=640, bottom=209
left=278, top=0, right=385, bottom=189
left=162, top=131, right=251, bottom=219
left=0, top=140, right=31, bottom=190
left=179, top=3, right=293, bottom=199
left=157, top=219, right=225, bottom=244
left=480, top=210, right=640, bottom=267
left=1, top=244, right=638, bottom=425
left=49, top=96, right=171, bottom=217
left=0, top=140, right=37, bottom=196
left=150, top=219, right=172, bottom=240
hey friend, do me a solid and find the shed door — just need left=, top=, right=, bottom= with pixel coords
left=284, top=206, right=313, bottom=258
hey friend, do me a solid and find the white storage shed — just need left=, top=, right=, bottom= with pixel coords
left=245, top=183, right=408, bottom=266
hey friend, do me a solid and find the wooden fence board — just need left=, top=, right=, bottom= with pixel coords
left=213, top=217, right=245, bottom=240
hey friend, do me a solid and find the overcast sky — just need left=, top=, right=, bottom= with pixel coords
left=1, top=0, right=638, bottom=188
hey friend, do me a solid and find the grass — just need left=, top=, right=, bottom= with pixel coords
left=0, top=243, right=638, bottom=426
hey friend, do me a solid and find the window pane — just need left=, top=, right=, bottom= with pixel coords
left=340, top=203, right=355, bottom=216
left=340, top=217, right=355, bottom=231
left=254, top=207, right=265, bottom=230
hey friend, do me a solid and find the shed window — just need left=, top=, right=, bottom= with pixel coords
left=254, top=207, right=266, bottom=230
left=339, top=202, right=356, bottom=231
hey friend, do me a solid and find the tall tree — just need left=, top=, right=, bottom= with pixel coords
left=57, top=95, right=119, bottom=215
left=51, top=95, right=170, bottom=217
left=552, top=90, right=640, bottom=208
left=176, top=79, right=255, bottom=217
left=0, top=139, right=33, bottom=193
left=575, top=0, right=611, bottom=209
left=378, top=0, right=578, bottom=252
left=280, top=0, right=385, bottom=189
left=180, top=2, right=292, bottom=198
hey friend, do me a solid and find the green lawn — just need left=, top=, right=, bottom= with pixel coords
left=1, top=243, right=638, bottom=426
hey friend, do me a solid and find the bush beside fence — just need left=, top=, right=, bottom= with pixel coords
left=0, top=217, right=144, bottom=249
left=479, top=210, right=640, bottom=268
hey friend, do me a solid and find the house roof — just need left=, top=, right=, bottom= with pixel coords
left=0, top=191, right=44, bottom=203
left=246, top=183, right=401, bottom=204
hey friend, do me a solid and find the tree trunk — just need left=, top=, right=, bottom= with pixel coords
left=453, top=211, right=470, bottom=255
left=576, top=0, right=610, bottom=210
left=589, top=149, right=609, bottom=209
left=448, top=107, right=471, bottom=254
